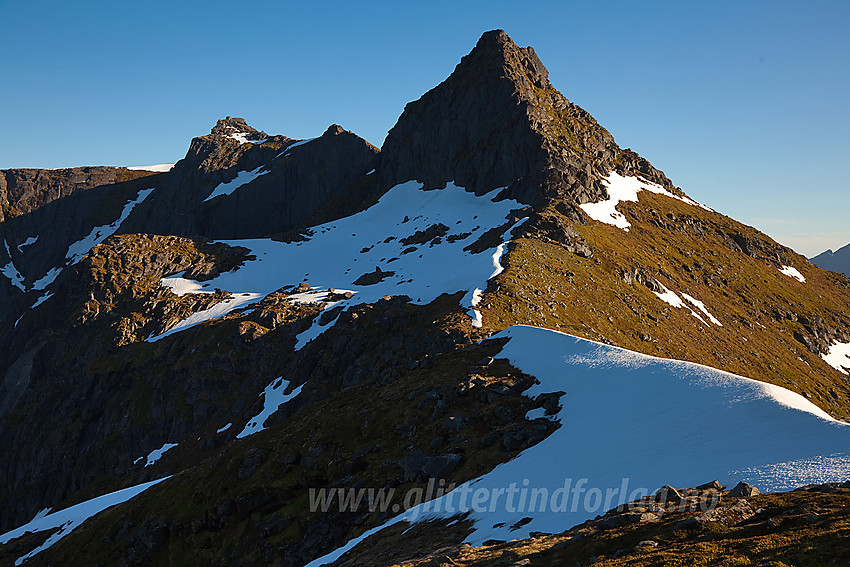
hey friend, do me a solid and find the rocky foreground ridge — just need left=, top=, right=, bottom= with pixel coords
left=1, top=30, right=850, bottom=566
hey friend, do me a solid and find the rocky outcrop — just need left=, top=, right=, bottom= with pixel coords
left=513, top=211, right=593, bottom=258
left=121, top=121, right=381, bottom=239
left=379, top=29, right=674, bottom=208
left=0, top=166, right=155, bottom=222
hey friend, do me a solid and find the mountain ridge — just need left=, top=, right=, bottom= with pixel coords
left=811, top=242, right=850, bottom=277
left=0, top=29, right=849, bottom=566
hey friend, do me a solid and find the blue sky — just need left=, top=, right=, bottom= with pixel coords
left=1, top=0, right=847, bottom=256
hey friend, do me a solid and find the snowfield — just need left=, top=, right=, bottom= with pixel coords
left=307, top=325, right=850, bottom=566
left=151, top=181, right=524, bottom=342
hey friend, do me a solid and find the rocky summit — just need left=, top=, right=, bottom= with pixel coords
left=379, top=29, right=670, bottom=206
left=1, top=30, right=850, bottom=566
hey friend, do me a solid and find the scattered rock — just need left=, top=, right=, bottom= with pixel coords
left=400, top=223, right=449, bottom=246
left=728, top=481, right=760, bottom=498
left=635, top=540, right=659, bottom=549
left=655, top=485, right=683, bottom=503
left=502, top=432, right=524, bottom=451
left=353, top=267, right=396, bottom=286
left=296, top=281, right=311, bottom=293
left=397, top=450, right=461, bottom=481
left=697, top=499, right=756, bottom=526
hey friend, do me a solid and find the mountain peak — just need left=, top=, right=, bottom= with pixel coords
left=463, top=29, right=550, bottom=90
left=379, top=30, right=671, bottom=207
left=209, top=116, right=266, bottom=142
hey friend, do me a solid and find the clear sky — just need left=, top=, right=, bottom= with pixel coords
left=1, top=0, right=847, bottom=256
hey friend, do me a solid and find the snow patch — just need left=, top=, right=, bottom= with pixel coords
left=216, top=423, right=232, bottom=433
left=0, top=478, right=167, bottom=566
left=652, top=283, right=685, bottom=309
left=652, top=284, right=720, bottom=327
left=127, top=163, right=175, bottom=172
left=237, top=378, right=305, bottom=438
left=31, top=268, right=62, bottom=291
left=29, top=509, right=51, bottom=523
left=779, top=265, right=806, bottom=283
left=228, top=132, right=267, bottom=145
left=294, top=309, right=345, bottom=350
left=277, top=137, right=317, bottom=158
left=203, top=167, right=269, bottom=202
left=681, top=293, right=722, bottom=326
left=1, top=240, right=25, bottom=291
left=822, top=341, right=850, bottom=375
left=579, top=172, right=710, bottom=231
left=525, top=407, right=548, bottom=421
left=160, top=272, right=214, bottom=296
left=144, top=443, right=178, bottom=467
left=147, top=292, right=262, bottom=341
left=490, top=243, right=507, bottom=279
left=31, top=292, right=52, bottom=310
left=17, top=236, right=38, bottom=252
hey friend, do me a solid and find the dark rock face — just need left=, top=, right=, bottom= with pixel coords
left=379, top=29, right=673, bottom=208
left=122, top=122, right=381, bottom=240
left=0, top=166, right=155, bottom=223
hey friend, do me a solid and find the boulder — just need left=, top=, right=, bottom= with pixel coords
left=421, top=454, right=461, bottom=479
left=728, top=481, right=760, bottom=498
left=397, top=450, right=428, bottom=482
left=655, top=485, right=683, bottom=503
left=697, top=500, right=756, bottom=526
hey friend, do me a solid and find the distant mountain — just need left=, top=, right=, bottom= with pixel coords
left=1, top=29, right=850, bottom=566
left=811, top=242, right=850, bottom=277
